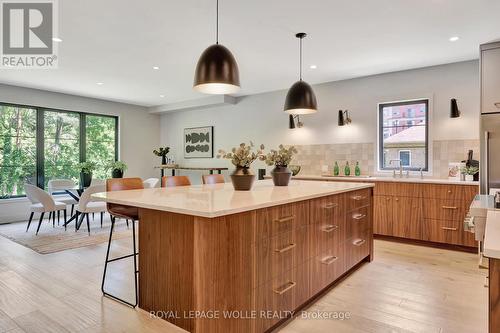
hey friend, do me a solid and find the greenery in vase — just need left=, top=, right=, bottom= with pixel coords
left=461, top=166, right=479, bottom=175
left=153, top=147, right=170, bottom=157
left=77, top=161, right=97, bottom=174
left=262, top=145, right=298, bottom=167
left=217, top=142, right=265, bottom=168
left=106, top=160, right=127, bottom=172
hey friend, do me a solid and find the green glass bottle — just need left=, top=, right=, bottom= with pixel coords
left=355, top=161, right=361, bottom=176
left=333, top=162, right=340, bottom=176
left=344, top=161, right=350, bottom=176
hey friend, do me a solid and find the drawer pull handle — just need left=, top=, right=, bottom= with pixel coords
left=321, top=256, right=338, bottom=265
left=495, top=102, right=500, bottom=108
left=352, top=195, right=367, bottom=201
left=322, top=224, right=339, bottom=233
left=353, top=213, right=367, bottom=220
left=447, top=190, right=452, bottom=194
left=275, top=243, right=296, bottom=253
left=442, top=206, right=458, bottom=210
left=324, top=203, right=338, bottom=209
left=275, top=216, right=294, bottom=223
left=273, top=281, right=296, bottom=295
left=353, top=239, right=366, bottom=246
left=441, top=226, right=458, bottom=231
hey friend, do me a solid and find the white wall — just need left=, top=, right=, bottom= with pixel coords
left=0, top=84, right=160, bottom=222
left=160, top=60, right=480, bottom=181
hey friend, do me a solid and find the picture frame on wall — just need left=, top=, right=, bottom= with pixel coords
left=184, top=126, right=214, bottom=158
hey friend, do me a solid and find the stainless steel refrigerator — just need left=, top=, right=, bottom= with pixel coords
left=480, top=113, right=500, bottom=194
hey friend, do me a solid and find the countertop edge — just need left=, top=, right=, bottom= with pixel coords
left=484, top=210, right=500, bottom=259
left=92, top=182, right=375, bottom=218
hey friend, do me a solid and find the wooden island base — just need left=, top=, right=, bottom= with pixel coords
left=138, top=188, right=373, bottom=333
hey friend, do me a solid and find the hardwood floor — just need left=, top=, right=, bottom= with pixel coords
left=0, top=222, right=487, bottom=333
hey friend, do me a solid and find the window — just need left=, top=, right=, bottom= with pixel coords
left=399, top=150, right=411, bottom=167
left=378, top=99, right=428, bottom=171
left=0, top=103, right=118, bottom=198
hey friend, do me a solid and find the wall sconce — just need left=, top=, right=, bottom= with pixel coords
left=289, top=114, right=303, bottom=129
left=338, top=110, right=352, bottom=126
left=450, top=98, right=460, bottom=118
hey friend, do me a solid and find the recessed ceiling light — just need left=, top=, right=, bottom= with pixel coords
left=159, top=94, right=165, bottom=98
left=310, top=65, right=317, bottom=69
left=96, top=82, right=104, bottom=85
left=153, top=66, right=160, bottom=70
left=449, top=36, right=459, bottom=42
left=52, top=37, right=62, bottom=42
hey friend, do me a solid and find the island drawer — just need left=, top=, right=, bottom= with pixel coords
left=310, top=194, right=345, bottom=225
left=346, top=206, right=370, bottom=240
left=310, top=245, right=345, bottom=296
left=256, top=201, right=309, bottom=241
left=422, top=199, right=468, bottom=221
left=345, top=232, right=370, bottom=270
left=254, top=225, right=311, bottom=287
left=255, top=262, right=310, bottom=332
left=346, top=189, right=371, bottom=212
left=310, top=216, right=344, bottom=256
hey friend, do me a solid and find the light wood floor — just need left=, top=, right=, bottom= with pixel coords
left=0, top=222, right=488, bottom=333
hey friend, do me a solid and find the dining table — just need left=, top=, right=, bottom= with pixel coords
left=51, top=185, right=85, bottom=229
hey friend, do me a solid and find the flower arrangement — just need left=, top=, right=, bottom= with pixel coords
left=153, top=147, right=170, bottom=158
left=77, top=161, right=97, bottom=174
left=461, top=166, right=479, bottom=175
left=217, top=142, right=265, bottom=168
left=262, top=145, right=298, bottom=167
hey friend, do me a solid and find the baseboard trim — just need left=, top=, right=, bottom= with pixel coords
left=374, top=234, right=477, bottom=253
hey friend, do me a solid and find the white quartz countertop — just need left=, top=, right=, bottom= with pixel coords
left=92, top=179, right=374, bottom=218
left=289, top=175, right=479, bottom=186
left=484, top=210, right=500, bottom=259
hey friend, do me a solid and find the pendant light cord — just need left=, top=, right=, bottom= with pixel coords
left=299, top=36, right=302, bottom=80
left=216, top=0, right=219, bottom=44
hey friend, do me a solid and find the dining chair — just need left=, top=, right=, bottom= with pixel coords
left=142, top=178, right=159, bottom=188
left=90, top=178, right=106, bottom=187
left=102, top=177, right=143, bottom=308
left=161, top=175, right=191, bottom=187
left=47, top=179, right=78, bottom=221
left=202, top=174, right=225, bottom=184
left=24, top=184, right=67, bottom=235
left=75, top=185, right=107, bottom=235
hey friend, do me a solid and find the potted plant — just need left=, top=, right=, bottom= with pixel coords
left=217, top=142, right=265, bottom=190
left=262, top=145, right=298, bottom=186
left=77, top=161, right=96, bottom=187
left=107, top=160, right=127, bottom=178
left=153, top=147, right=170, bottom=165
left=461, top=166, right=479, bottom=182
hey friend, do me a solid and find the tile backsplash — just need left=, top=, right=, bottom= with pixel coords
left=292, top=140, right=479, bottom=179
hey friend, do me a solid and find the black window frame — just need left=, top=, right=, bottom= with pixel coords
left=0, top=101, right=119, bottom=199
left=378, top=99, right=429, bottom=172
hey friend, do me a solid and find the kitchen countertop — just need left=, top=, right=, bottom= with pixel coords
left=484, top=210, right=500, bottom=259
left=288, top=174, right=479, bottom=186
left=93, top=179, right=374, bottom=218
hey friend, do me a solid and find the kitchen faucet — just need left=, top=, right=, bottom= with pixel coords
left=389, top=159, right=403, bottom=178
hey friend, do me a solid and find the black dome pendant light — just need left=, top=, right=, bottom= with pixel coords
left=193, top=0, right=240, bottom=94
left=284, top=33, right=318, bottom=114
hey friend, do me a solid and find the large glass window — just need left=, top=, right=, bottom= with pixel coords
left=0, top=104, right=37, bottom=197
left=86, top=115, right=117, bottom=180
left=0, top=103, right=118, bottom=199
left=379, top=99, right=428, bottom=171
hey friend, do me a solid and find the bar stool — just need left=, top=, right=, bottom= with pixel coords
left=101, top=177, right=143, bottom=308
left=161, top=175, right=191, bottom=187
left=202, top=174, right=225, bottom=184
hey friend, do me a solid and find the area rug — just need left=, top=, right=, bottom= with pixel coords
left=0, top=215, right=132, bottom=254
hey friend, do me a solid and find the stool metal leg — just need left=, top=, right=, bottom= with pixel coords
left=101, top=215, right=139, bottom=308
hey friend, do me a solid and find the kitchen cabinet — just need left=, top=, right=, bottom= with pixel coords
left=373, top=194, right=422, bottom=240
left=481, top=42, right=500, bottom=114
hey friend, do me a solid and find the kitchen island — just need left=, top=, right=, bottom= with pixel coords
left=94, top=180, right=374, bottom=332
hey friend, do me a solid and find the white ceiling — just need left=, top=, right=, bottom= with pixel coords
left=1, top=0, right=500, bottom=107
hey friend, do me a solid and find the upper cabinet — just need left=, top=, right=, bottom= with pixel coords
left=481, top=42, right=500, bottom=114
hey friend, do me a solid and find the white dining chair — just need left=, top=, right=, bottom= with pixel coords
left=90, top=179, right=106, bottom=187
left=25, top=184, right=67, bottom=235
left=76, top=185, right=107, bottom=235
left=47, top=179, right=78, bottom=218
left=142, top=178, right=159, bottom=189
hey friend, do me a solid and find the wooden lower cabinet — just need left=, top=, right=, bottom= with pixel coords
left=310, top=244, right=345, bottom=296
